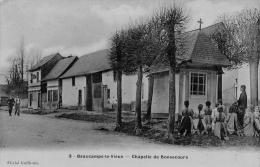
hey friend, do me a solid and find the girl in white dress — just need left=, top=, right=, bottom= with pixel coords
left=193, top=104, right=207, bottom=135
left=243, top=105, right=254, bottom=137
left=213, top=106, right=229, bottom=140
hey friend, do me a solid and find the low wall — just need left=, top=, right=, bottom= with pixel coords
left=20, top=98, right=28, bottom=108
left=112, top=101, right=148, bottom=112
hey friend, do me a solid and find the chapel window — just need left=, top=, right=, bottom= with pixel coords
left=190, top=72, right=206, bottom=95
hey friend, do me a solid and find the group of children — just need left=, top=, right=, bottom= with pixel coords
left=178, top=100, right=260, bottom=141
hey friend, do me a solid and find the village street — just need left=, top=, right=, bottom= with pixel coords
left=0, top=109, right=259, bottom=167
left=0, top=109, right=168, bottom=150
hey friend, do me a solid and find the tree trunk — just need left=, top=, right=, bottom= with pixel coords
left=166, top=25, right=176, bottom=142
left=145, top=75, right=154, bottom=122
left=217, top=74, right=222, bottom=101
left=168, top=66, right=176, bottom=141
left=249, top=59, right=259, bottom=106
left=115, top=70, right=122, bottom=131
left=135, top=65, right=143, bottom=134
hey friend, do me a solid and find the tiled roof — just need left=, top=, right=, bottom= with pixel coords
left=60, top=49, right=111, bottom=78
left=29, top=53, right=61, bottom=71
left=191, top=32, right=229, bottom=66
left=149, top=23, right=230, bottom=74
left=42, top=56, right=78, bottom=81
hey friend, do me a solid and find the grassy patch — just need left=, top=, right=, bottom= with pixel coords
left=56, top=113, right=116, bottom=123
left=55, top=111, right=260, bottom=147
left=22, top=109, right=58, bottom=115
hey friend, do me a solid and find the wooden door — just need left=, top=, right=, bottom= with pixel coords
left=37, top=92, right=41, bottom=108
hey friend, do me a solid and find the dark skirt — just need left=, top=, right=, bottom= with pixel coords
left=198, top=118, right=205, bottom=133
left=179, top=116, right=192, bottom=136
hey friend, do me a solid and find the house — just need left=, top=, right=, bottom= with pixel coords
left=222, top=64, right=260, bottom=106
left=41, top=56, right=78, bottom=109
left=28, top=53, right=63, bottom=109
left=149, top=24, right=230, bottom=115
left=60, top=49, right=148, bottom=111
left=0, top=84, right=8, bottom=106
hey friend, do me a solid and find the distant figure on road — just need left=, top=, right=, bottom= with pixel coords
left=14, top=95, right=21, bottom=116
left=7, top=96, right=15, bottom=116
left=237, top=85, right=247, bottom=133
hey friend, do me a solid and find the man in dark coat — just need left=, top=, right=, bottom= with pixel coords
left=7, top=96, right=15, bottom=116
left=237, top=85, right=247, bottom=132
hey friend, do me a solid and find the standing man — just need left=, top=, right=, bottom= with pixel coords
left=237, top=85, right=247, bottom=134
left=14, top=95, right=21, bottom=116
left=7, top=96, right=15, bottom=116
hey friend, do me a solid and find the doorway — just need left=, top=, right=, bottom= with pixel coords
left=78, top=89, right=82, bottom=107
left=37, top=92, right=41, bottom=108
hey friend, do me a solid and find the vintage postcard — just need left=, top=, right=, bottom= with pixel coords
left=0, top=0, right=259, bottom=167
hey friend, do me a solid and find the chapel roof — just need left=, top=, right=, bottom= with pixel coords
left=149, top=22, right=230, bottom=74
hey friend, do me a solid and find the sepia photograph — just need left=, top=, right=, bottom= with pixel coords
left=0, top=0, right=259, bottom=166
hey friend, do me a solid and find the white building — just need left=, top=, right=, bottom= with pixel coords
left=28, top=53, right=63, bottom=109
left=150, top=26, right=230, bottom=115
left=60, top=49, right=148, bottom=111
left=41, top=56, right=77, bottom=109
left=222, top=63, right=260, bottom=106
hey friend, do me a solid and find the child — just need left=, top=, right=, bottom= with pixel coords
left=211, top=103, right=219, bottom=131
left=253, top=106, right=260, bottom=136
left=193, top=104, right=206, bottom=135
left=243, top=105, right=255, bottom=137
left=204, top=101, right=212, bottom=133
left=213, top=106, right=229, bottom=140
left=227, top=102, right=239, bottom=135
left=14, top=95, right=21, bottom=116
left=178, top=101, right=194, bottom=137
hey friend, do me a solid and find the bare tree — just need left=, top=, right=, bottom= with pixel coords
left=123, top=23, right=151, bottom=134
left=217, top=9, right=260, bottom=106
left=144, top=18, right=166, bottom=122
left=152, top=4, right=188, bottom=141
left=6, top=37, right=29, bottom=95
left=109, top=30, right=127, bottom=131
left=18, top=37, right=25, bottom=81
left=26, top=46, right=42, bottom=68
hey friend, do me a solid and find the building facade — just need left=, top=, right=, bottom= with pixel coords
left=42, top=56, right=77, bottom=109
left=28, top=53, right=63, bottom=109
left=150, top=26, right=230, bottom=116
left=222, top=64, right=260, bottom=106
left=60, top=49, right=148, bottom=111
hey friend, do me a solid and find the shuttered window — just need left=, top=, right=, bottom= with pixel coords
left=48, top=90, right=52, bottom=102
left=53, top=90, right=58, bottom=102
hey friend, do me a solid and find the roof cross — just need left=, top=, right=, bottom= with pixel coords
left=197, top=18, right=203, bottom=30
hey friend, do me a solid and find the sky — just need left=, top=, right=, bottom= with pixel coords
left=0, top=0, right=259, bottom=84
